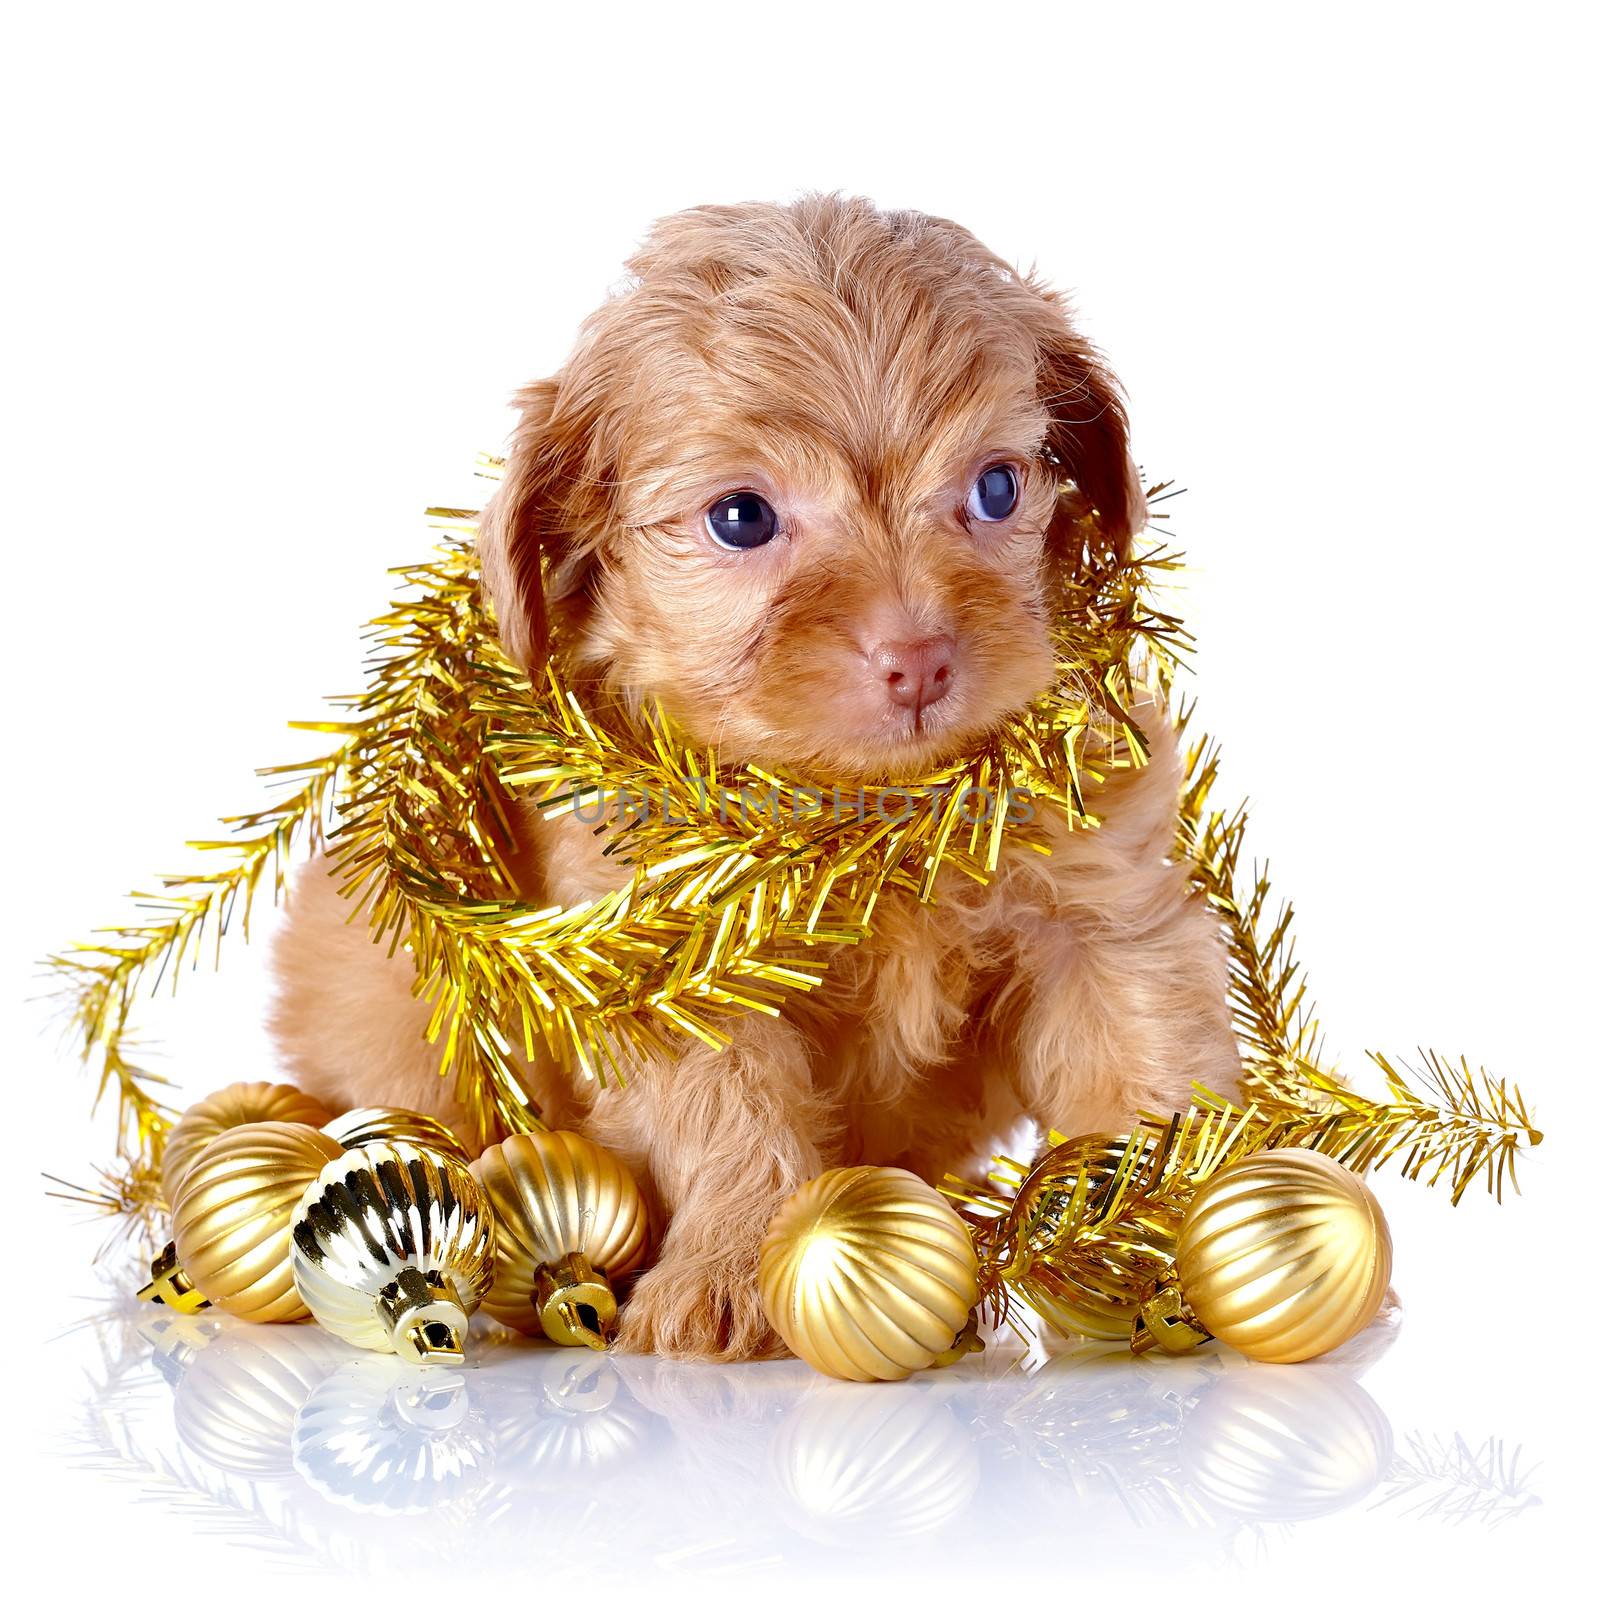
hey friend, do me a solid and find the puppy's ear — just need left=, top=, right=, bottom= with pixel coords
left=478, top=378, right=566, bottom=673
left=1032, top=300, right=1145, bottom=562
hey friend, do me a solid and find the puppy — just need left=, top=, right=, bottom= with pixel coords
left=271, top=195, right=1239, bottom=1359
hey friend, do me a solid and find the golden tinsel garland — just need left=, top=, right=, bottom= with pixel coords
left=49, top=464, right=1541, bottom=1315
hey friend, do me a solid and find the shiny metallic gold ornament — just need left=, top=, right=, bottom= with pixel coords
left=471, top=1131, right=650, bottom=1349
left=140, top=1120, right=345, bottom=1320
left=160, top=1080, right=331, bottom=1210
left=759, top=1166, right=980, bottom=1382
left=321, top=1105, right=468, bottom=1158
left=1170, top=1149, right=1393, bottom=1363
left=291, top=1140, right=496, bottom=1364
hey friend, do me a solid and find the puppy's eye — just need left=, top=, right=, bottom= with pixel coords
left=966, top=464, right=1019, bottom=523
left=705, top=491, right=780, bottom=550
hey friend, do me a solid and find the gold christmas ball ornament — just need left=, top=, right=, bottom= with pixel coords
left=759, top=1166, right=981, bottom=1382
left=291, top=1140, right=497, bottom=1365
left=1154, top=1149, right=1394, bottom=1364
left=140, top=1120, right=345, bottom=1321
left=160, top=1080, right=331, bottom=1209
left=321, top=1105, right=468, bottom=1159
left=471, top=1131, right=651, bottom=1350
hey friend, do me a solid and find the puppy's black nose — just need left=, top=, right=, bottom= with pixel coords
left=872, top=636, right=956, bottom=712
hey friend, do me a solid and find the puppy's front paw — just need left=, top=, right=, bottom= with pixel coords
left=617, top=1254, right=781, bottom=1362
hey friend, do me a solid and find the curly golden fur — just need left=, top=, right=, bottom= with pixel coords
left=270, top=195, right=1238, bottom=1359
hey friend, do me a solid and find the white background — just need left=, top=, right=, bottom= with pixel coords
left=6, top=2, right=1595, bottom=1593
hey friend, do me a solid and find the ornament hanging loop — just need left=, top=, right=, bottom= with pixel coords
left=930, top=1308, right=985, bottom=1368
left=377, top=1266, right=471, bottom=1366
left=534, top=1252, right=617, bottom=1351
left=1131, top=1272, right=1212, bottom=1355
left=137, top=1240, right=211, bottom=1316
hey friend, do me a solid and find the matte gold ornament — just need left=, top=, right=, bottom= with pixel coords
left=1158, top=1148, right=1393, bottom=1363
left=995, top=1132, right=1184, bottom=1342
left=471, top=1131, right=650, bottom=1350
left=140, top=1120, right=345, bottom=1320
left=290, top=1140, right=496, bottom=1364
left=759, top=1166, right=981, bottom=1382
left=321, top=1105, right=468, bottom=1159
left=161, top=1081, right=331, bottom=1210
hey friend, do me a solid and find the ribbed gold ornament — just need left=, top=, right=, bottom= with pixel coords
left=160, top=1081, right=331, bottom=1209
left=471, top=1131, right=650, bottom=1349
left=1174, top=1149, right=1393, bottom=1363
left=144, top=1121, right=345, bottom=1321
left=321, top=1105, right=468, bottom=1159
left=759, top=1167, right=980, bottom=1382
left=290, top=1140, right=497, bottom=1364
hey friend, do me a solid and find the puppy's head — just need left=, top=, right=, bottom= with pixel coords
left=481, top=196, right=1141, bottom=781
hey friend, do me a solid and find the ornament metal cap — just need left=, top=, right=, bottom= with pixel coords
left=1131, top=1274, right=1212, bottom=1355
left=931, top=1310, right=986, bottom=1367
left=377, top=1266, right=471, bottom=1366
left=137, top=1240, right=211, bottom=1316
left=533, top=1252, right=616, bottom=1350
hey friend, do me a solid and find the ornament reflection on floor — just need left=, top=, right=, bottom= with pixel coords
left=293, top=1359, right=495, bottom=1513
left=58, top=1295, right=1541, bottom=1578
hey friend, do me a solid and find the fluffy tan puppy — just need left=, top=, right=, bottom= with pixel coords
left=271, top=195, right=1238, bottom=1359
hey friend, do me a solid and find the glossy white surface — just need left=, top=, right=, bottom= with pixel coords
left=39, top=1266, right=1560, bottom=1595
